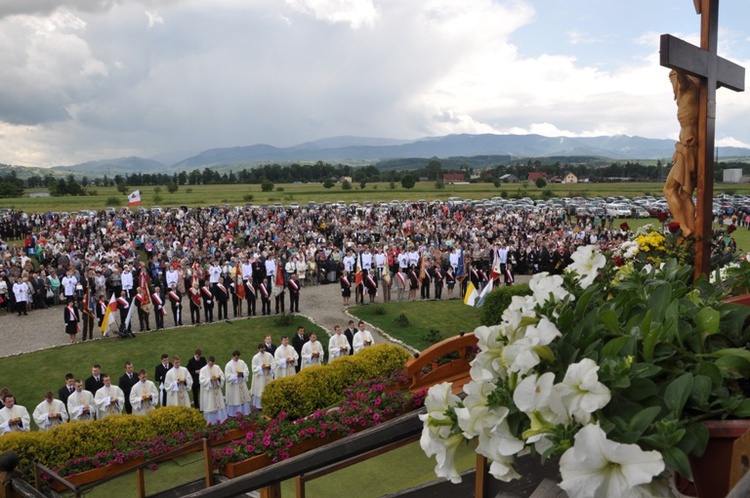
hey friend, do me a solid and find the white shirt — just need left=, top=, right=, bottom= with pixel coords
left=265, top=259, right=277, bottom=277
left=166, top=269, right=179, bottom=288
left=208, top=265, right=222, bottom=283
left=361, top=252, right=373, bottom=270
left=61, top=275, right=78, bottom=296
left=353, top=329, right=375, bottom=353
left=121, top=271, right=134, bottom=290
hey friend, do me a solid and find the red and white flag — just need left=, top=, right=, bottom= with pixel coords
left=127, top=190, right=142, bottom=206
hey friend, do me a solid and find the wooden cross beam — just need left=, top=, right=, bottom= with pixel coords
left=659, top=0, right=745, bottom=277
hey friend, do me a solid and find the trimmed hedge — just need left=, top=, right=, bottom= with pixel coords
left=0, top=406, right=205, bottom=473
left=262, top=344, right=411, bottom=419
left=479, top=283, right=532, bottom=326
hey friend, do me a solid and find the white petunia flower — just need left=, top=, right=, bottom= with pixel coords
left=559, top=424, right=665, bottom=498
left=525, top=317, right=561, bottom=346
left=470, top=350, right=508, bottom=382
left=555, top=359, right=611, bottom=424
left=566, top=245, right=606, bottom=289
left=529, top=272, right=571, bottom=304
left=513, top=372, right=568, bottom=425
left=420, top=427, right=465, bottom=484
left=419, top=382, right=461, bottom=439
left=455, top=380, right=504, bottom=438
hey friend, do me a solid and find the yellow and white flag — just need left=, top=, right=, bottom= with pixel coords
left=463, top=282, right=478, bottom=307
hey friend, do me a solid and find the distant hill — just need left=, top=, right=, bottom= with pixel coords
left=52, top=156, right=166, bottom=176
left=32, top=133, right=750, bottom=177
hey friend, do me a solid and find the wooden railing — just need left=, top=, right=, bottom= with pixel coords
left=404, top=332, right=477, bottom=395
left=33, top=438, right=213, bottom=498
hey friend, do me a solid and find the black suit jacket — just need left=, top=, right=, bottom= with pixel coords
left=344, top=328, right=356, bottom=355
left=85, top=375, right=104, bottom=394
left=263, top=343, right=276, bottom=356
left=154, top=362, right=172, bottom=387
left=186, top=356, right=207, bottom=384
left=119, top=372, right=139, bottom=411
left=291, top=333, right=309, bottom=359
left=58, top=385, right=75, bottom=407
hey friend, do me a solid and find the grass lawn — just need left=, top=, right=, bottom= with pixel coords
left=76, top=438, right=478, bottom=498
left=351, top=299, right=482, bottom=352
left=0, top=315, right=325, bottom=413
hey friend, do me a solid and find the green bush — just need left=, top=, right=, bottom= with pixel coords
left=105, top=196, right=122, bottom=206
left=371, top=305, right=386, bottom=316
left=394, top=313, right=410, bottom=327
left=262, top=344, right=410, bottom=419
left=274, top=312, right=295, bottom=327
left=242, top=194, right=254, bottom=202
left=479, top=283, right=531, bottom=326
left=0, top=407, right=204, bottom=474
left=423, top=329, right=442, bottom=343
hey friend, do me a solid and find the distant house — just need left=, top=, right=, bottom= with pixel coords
left=339, top=176, right=352, bottom=183
left=442, top=173, right=466, bottom=183
left=29, top=190, right=51, bottom=198
left=498, top=173, right=518, bottom=183
left=527, top=172, right=547, bottom=182
left=562, top=172, right=578, bottom=184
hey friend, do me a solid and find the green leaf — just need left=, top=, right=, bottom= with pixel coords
left=716, top=355, right=750, bottom=380
left=695, top=307, right=720, bottom=335
left=628, top=406, right=662, bottom=435
left=533, top=345, right=555, bottom=363
left=648, top=283, right=672, bottom=321
left=714, top=348, right=750, bottom=363
left=696, top=362, right=722, bottom=387
left=665, top=373, right=693, bottom=417
left=662, top=447, right=692, bottom=479
left=599, top=310, right=621, bottom=334
left=625, top=378, right=659, bottom=401
left=732, top=399, right=750, bottom=418
left=690, top=376, right=712, bottom=408
left=601, top=337, right=630, bottom=358
left=643, top=324, right=662, bottom=363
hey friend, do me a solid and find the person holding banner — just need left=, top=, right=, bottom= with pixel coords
left=151, top=286, right=165, bottom=330
left=63, top=299, right=80, bottom=344
left=168, top=284, right=182, bottom=326
left=135, top=286, right=151, bottom=331
left=188, top=282, right=201, bottom=325
left=259, top=276, right=271, bottom=316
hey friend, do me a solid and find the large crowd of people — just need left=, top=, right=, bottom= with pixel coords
left=0, top=201, right=651, bottom=336
left=0, top=320, right=376, bottom=433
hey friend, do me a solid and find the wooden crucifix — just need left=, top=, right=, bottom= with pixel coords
left=660, top=0, right=745, bottom=278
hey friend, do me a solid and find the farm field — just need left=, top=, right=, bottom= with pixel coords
left=5, top=181, right=750, bottom=213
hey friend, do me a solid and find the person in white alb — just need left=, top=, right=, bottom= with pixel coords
left=0, top=394, right=31, bottom=435
left=225, top=350, right=252, bottom=416
left=328, top=325, right=350, bottom=360
left=301, top=333, right=324, bottom=369
left=33, top=392, right=68, bottom=431
left=353, top=321, right=375, bottom=353
left=208, top=259, right=222, bottom=285
left=130, top=370, right=159, bottom=416
left=250, top=344, right=275, bottom=410
left=67, top=380, right=96, bottom=422
left=165, top=355, right=193, bottom=407
left=94, top=374, right=125, bottom=418
left=274, top=336, right=298, bottom=378
left=199, top=357, right=227, bottom=425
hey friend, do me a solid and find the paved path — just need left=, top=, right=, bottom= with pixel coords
left=0, top=276, right=531, bottom=358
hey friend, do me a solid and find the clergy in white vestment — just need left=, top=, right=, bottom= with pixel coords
left=273, top=336, right=298, bottom=378
left=301, top=333, right=324, bottom=369
left=67, top=380, right=96, bottom=422
left=353, top=322, right=375, bottom=353
left=225, top=350, right=251, bottom=416
left=130, top=370, right=159, bottom=416
left=328, top=326, right=350, bottom=360
left=33, top=392, right=69, bottom=431
left=164, top=356, right=193, bottom=407
left=199, top=357, right=227, bottom=425
left=250, top=345, right=275, bottom=410
left=94, top=374, right=125, bottom=418
left=0, top=394, right=31, bottom=435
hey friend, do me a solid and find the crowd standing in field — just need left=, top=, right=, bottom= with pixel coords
left=0, top=199, right=742, bottom=335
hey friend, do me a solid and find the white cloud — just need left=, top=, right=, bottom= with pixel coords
left=285, top=0, right=379, bottom=29
left=145, top=10, right=164, bottom=27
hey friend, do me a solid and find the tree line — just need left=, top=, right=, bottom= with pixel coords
left=0, top=158, right=748, bottom=198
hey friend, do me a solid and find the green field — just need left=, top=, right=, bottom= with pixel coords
left=352, top=299, right=482, bottom=351
left=6, top=181, right=750, bottom=213
left=0, top=316, right=324, bottom=413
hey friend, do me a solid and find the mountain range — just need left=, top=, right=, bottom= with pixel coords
left=36, top=133, right=750, bottom=178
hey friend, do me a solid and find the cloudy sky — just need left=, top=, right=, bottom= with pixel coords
left=1, top=0, right=749, bottom=167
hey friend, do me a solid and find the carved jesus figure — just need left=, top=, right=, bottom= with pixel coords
left=664, top=69, right=700, bottom=237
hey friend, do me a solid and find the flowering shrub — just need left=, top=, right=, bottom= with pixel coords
left=213, top=371, right=424, bottom=468
left=420, top=245, right=750, bottom=497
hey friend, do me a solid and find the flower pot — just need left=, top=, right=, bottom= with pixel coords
left=51, top=457, right=145, bottom=491
left=686, top=420, right=750, bottom=498
left=220, top=453, right=272, bottom=478
left=211, top=427, right=251, bottom=447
